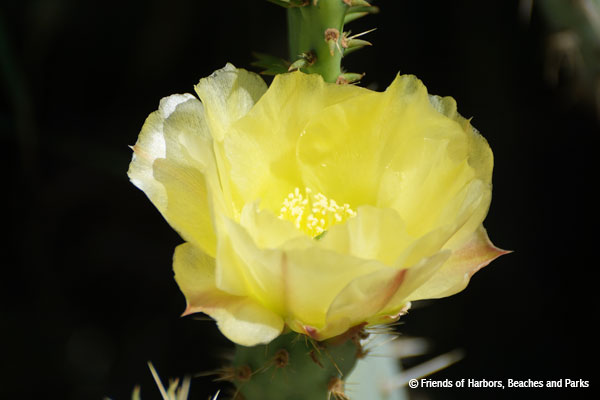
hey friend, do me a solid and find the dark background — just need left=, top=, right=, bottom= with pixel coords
left=2, top=0, right=598, bottom=399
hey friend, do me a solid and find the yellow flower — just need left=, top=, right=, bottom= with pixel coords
left=128, top=64, right=507, bottom=346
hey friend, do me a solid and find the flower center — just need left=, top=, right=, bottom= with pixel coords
left=279, top=187, right=356, bottom=238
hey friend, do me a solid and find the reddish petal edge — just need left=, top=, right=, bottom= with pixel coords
left=407, top=226, right=511, bottom=301
left=451, top=226, right=511, bottom=279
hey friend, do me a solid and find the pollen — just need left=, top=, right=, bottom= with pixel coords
left=279, top=187, right=356, bottom=238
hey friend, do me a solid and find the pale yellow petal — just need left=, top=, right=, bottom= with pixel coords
left=379, top=77, right=490, bottom=238
left=215, top=215, right=385, bottom=330
left=426, top=94, right=494, bottom=248
left=282, top=247, right=385, bottom=330
left=318, top=206, right=413, bottom=266
left=407, top=226, right=509, bottom=300
left=173, top=243, right=219, bottom=302
left=392, top=225, right=456, bottom=269
left=296, top=89, right=385, bottom=207
left=296, top=75, right=470, bottom=211
left=194, top=63, right=267, bottom=141
left=438, top=180, right=491, bottom=250
left=128, top=94, right=195, bottom=208
left=193, top=64, right=268, bottom=218
left=369, top=251, right=453, bottom=321
left=428, top=94, right=493, bottom=184
left=174, top=243, right=283, bottom=346
left=314, top=167, right=490, bottom=270
left=318, top=250, right=451, bottom=340
left=296, top=74, right=428, bottom=207
left=128, top=95, right=218, bottom=256
left=239, top=201, right=307, bottom=249
left=209, top=300, right=285, bottom=346
left=295, top=74, right=493, bottom=250
left=383, top=179, right=490, bottom=270
left=214, top=215, right=286, bottom=308
left=222, top=71, right=366, bottom=213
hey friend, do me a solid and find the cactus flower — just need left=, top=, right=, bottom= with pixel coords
left=128, top=64, right=506, bottom=347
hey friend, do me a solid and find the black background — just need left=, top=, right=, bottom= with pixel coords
left=2, top=1, right=598, bottom=399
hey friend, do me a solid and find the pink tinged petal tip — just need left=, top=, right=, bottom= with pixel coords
left=380, top=302, right=412, bottom=323
left=181, top=304, right=196, bottom=318
left=456, top=228, right=512, bottom=279
left=410, top=227, right=512, bottom=300
left=304, top=325, right=320, bottom=340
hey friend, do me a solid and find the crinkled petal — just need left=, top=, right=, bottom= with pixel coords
left=128, top=95, right=218, bottom=256
left=296, top=90, right=384, bottom=207
left=429, top=93, right=493, bottom=184
left=222, top=71, right=367, bottom=213
left=174, top=243, right=283, bottom=346
left=407, top=226, right=509, bottom=300
left=194, top=63, right=267, bottom=141
left=194, top=64, right=268, bottom=217
left=297, top=74, right=493, bottom=244
left=426, top=94, right=494, bottom=249
left=128, top=94, right=193, bottom=208
left=296, top=74, right=450, bottom=207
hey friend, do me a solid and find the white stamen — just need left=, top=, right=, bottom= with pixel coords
left=278, top=187, right=356, bottom=237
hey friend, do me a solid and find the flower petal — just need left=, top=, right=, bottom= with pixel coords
left=128, top=95, right=218, bottom=257
left=194, top=63, right=267, bottom=141
left=320, top=250, right=451, bottom=340
left=215, top=214, right=385, bottom=331
left=209, top=300, right=285, bottom=346
left=239, top=201, right=308, bottom=249
left=128, top=94, right=193, bottom=206
left=222, top=71, right=366, bottom=213
left=174, top=243, right=284, bottom=346
left=427, top=94, right=494, bottom=249
left=318, top=206, right=413, bottom=266
left=282, top=246, right=385, bottom=331
left=407, top=226, right=509, bottom=300
left=296, top=75, right=439, bottom=207
left=296, top=74, right=493, bottom=243
left=193, top=64, right=270, bottom=217
left=214, top=217, right=287, bottom=302
left=428, top=94, right=493, bottom=183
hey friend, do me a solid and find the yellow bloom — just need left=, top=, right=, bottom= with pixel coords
left=128, top=64, right=507, bottom=346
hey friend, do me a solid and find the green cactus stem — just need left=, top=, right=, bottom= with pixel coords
left=257, top=0, right=376, bottom=81
left=229, top=330, right=365, bottom=400
left=287, top=0, right=349, bottom=83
